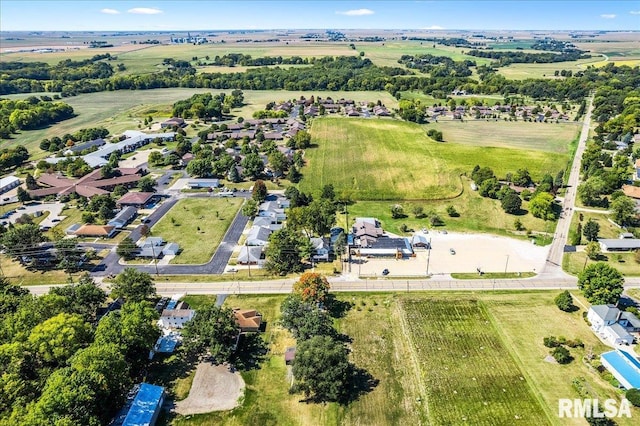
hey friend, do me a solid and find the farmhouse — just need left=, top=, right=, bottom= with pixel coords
left=233, top=309, right=263, bottom=332
left=120, top=383, right=165, bottom=426
left=0, top=176, right=20, bottom=194
left=600, top=350, right=640, bottom=390
left=587, top=304, right=640, bottom=345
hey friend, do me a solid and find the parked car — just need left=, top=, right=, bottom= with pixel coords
left=449, top=248, right=456, bottom=255
left=225, top=267, right=238, bottom=273
left=382, top=268, right=390, bottom=276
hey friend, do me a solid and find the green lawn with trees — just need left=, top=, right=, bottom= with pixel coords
left=150, top=197, right=243, bottom=264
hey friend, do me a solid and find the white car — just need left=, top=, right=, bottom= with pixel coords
left=225, top=267, right=238, bottom=273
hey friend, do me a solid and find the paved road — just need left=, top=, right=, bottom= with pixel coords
left=544, top=96, right=593, bottom=274
left=25, top=275, right=640, bottom=296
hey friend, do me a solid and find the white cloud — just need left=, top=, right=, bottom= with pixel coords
left=423, top=25, right=444, bottom=30
left=128, top=7, right=163, bottom=15
left=100, top=8, right=120, bottom=15
left=600, top=14, right=616, bottom=19
left=336, top=9, right=375, bottom=16
left=630, top=11, right=640, bottom=15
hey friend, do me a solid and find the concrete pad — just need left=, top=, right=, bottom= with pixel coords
left=355, top=232, right=549, bottom=277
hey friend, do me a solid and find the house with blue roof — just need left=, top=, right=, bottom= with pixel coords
left=601, top=350, right=640, bottom=390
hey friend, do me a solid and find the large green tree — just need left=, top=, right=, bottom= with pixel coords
left=610, top=196, right=637, bottom=227
left=529, top=192, right=556, bottom=220
left=27, top=313, right=92, bottom=366
left=1, top=224, right=46, bottom=259
left=116, top=236, right=137, bottom=260
left=292, top=335, right=352, bottom=402
left=577, top=262, right=624, bottom=305
left=582, top=219, right=600, bottom=242
left=264, top=227, right=305, bottom=275
left=181, top=305, right=238, bottom=363
left=49, top=275, right=106, bottom=322
left=292, top=272, right=331, bottom=304
left=110, top=268, right=155, bottom=302
left=280, top=295, right=334, bottom=341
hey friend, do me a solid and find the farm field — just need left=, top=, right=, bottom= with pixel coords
left=161, top=291, right=638, bottom=426
left=151, top=197, right=243, bottom=264
left=302, top=117, right=572, bottom=200
left=497, top=56, right=605, bottom=80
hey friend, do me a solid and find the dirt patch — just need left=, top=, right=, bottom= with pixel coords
left=174, top=362, right=245, bottom=414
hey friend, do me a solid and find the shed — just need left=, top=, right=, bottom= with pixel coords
left=285, top=347, right=296, bottom=365
left=122, top=383, right=165, bottom=426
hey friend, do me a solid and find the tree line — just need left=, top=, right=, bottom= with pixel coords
left=0, top=97, right=74, bottom=139
left=465, top=49, right=590, bottom=66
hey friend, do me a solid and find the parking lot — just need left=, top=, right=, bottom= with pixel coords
left=354, top=232, right=549, bottom=278
left=2, top=201, right=66, bottom=230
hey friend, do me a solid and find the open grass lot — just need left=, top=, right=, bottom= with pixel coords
left=563, top=252, right=640, bottom=277
left=1, top=254, right=102, bottom=286
left=162, top=291, right=638, bottom=426
left=337, top=184, right=554, bottom=237
left=424, top=120, right=579, bottom=155
left=362, top=41, right=493, bottom=68
left=151, top=197, right=243, bottom=264
left=497, top=57, right=605, bottom=80
left=569, top=211, right=621, bottom=241
left=302, top=117, right=572, bottom=200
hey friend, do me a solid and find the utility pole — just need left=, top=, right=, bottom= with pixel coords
left=150, top=243, right=159, bottom=276
left=246, top=240, right=251, bottom=278
left=426, top=238, right=432, bottom=276
left=504, top=254, right=509, bottom=275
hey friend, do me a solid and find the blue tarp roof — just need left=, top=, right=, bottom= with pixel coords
left=165, top=300, right=177, bottom=310
left=155, top=335, right=179, bottom=353
left=601, top=350, right=640, bottom=389
left=122, top=383, right=164, bottom=426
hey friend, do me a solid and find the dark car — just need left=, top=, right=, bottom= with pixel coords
left=382, top=269, right=390, bottom=276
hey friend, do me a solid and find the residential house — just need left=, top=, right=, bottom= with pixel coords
left=258, top=201, right=287, bottom=223
left=73, top=224, right=116, bottom=238
left=601, top=350, right=640, bottom=389
left=158, top=309, right=195, bottom=329
left=587, top=304, right=622, bottom=332
left=108, top=206, right=137, bottom=229
left=603, top=323, right=635, bottom=345
left=372, top=105, right=390, bottom=116
left=137, top=237, right=165, bottom=258
left=233, top=309, right=263, bottom=332
left=246, top=225, right=272, bottom=246
left=310, top=237, right=330, bottom=262
left=237, top=245, right=264, bottom=265
left=161, top=117, right=186, bottom=128
left=116, top=192, right=156, bottom=208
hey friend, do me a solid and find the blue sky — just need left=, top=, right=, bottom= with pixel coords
left=1, top=1, right=639, bottom=31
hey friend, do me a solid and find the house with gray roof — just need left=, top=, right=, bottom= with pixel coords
left=599, top=239, right=640, bottom=251
left=588, top=304, right=623, bottom=332
left=588, top=304, right=640, bottom=345
left=246, top=226, right=272, bottom=246
left=108, top=206, right=137, bottom=229
left=603, top=323, right=634, bottom=345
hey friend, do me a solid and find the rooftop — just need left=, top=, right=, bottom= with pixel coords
left=601, top=350, right=640, bottom=389
left=117, top=191, right=155, bottom=206
left=122, top=383, right=164, bottom=426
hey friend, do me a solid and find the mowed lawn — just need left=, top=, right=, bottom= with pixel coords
left=302, top=118, right=571, bottom=200
left=151, top=197, right=243, bottom=264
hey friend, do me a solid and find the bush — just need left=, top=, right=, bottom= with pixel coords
left=554, top=290, right=575, bottom=312
left=565, top=339, right=584, bottom=348
left=626, top=388, right=640, bottom=407
left=551, top=346, right=572, bottom=364
left=543, top=336, right=560, bottom=348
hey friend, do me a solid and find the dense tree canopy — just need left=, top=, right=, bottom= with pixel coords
left=181, top=305, right=238, bottom=363
left=109, top=268, right=156, bottom=302
left=578, top=262, right=624, bottom=305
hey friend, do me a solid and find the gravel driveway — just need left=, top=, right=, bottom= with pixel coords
left=174, top=363, right=245, bottom=415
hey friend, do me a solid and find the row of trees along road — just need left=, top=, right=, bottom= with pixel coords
left=0, top=269, right=160, bottom=425
left=281, top=273, right=377, bottom=403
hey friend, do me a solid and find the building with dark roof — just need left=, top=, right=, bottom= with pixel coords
left=116, top=192, right=156, bottom=208
left=108, top=206, right=138, bottom=229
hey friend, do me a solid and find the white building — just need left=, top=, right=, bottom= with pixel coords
left=0, top=176, right=20, bottom=194
left=158, top=309, right=195, bottom=329
left=603, top=324, right=635, bottom=345
left=587, top=304, right=622, bottom=332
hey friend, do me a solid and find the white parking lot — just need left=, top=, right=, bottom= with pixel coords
left=354, top=232, right=549, bottom=277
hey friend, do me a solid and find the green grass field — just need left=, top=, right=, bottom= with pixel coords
left=151, top=197, right=243, bottom=264
left=563, top=252, right=640, bottom=277
left=301, top=117, right=573, bottom=200
left=400, top=298, right=548, bottom=424
left=160, top=291, right=638, bottom=426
